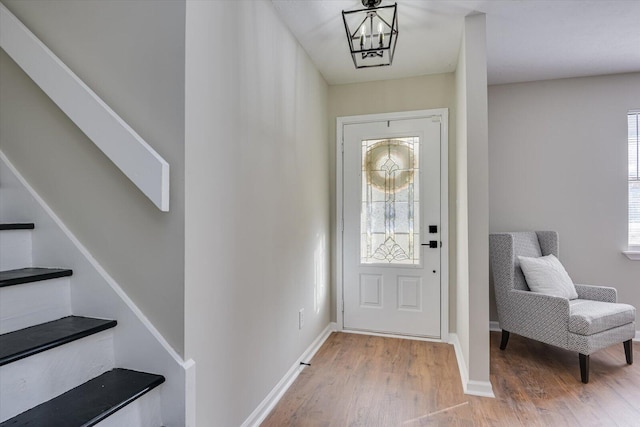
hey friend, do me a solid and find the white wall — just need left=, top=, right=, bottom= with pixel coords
left=185, top=1, right=330, bottom=425
left=0, top=0, right=186, bottom=356
left=454, top=13, right=492, bottom=391
left=489, top=72, right=640, bottom=321
left=327, top=73, right=457, bottom=330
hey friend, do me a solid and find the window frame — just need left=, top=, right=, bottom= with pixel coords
left=625, top=110, right=640, bottom=259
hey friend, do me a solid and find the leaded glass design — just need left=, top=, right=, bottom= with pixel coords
left=361, top=137, right=420, bottom=264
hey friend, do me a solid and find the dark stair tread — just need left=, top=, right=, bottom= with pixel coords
left=0, top=316, right=117, bottom=366
left=0, top=267, right=73, bottom=288
left=0, top=368, right=165, bottom=427
left=0, top=223, right=35, bottom=230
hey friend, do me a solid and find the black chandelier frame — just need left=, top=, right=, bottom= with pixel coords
left=342, top=2, right=398, bottom=69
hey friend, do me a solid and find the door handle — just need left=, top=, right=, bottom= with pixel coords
left=421, top=241, right=440, bottom=248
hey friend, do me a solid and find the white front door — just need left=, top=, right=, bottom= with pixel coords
left=342, top=114, right=443, bottom=338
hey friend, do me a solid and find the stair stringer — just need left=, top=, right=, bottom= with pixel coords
left=0, top=151, right=193, bottom=426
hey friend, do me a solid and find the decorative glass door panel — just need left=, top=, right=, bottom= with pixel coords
left=361, top=137, right=420, bottom=265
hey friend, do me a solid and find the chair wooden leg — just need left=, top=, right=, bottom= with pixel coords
left=579, top=353, right=589, bottom=384
left=499, top=330, right=510, bottom=350
left=624, top=339, right=633, bottom=365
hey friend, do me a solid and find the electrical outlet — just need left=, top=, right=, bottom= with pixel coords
left=298, top=308, right=304, bottom=330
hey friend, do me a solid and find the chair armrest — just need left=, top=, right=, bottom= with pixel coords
left=574, top=284, right=617, bottom=303
left=504, top=290, right=570, bottom=348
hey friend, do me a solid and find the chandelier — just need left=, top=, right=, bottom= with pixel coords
left=342, top=0, right=398, bottom=69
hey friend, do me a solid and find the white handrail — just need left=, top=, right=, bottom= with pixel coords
left=0, top=4, right=170, bottom=211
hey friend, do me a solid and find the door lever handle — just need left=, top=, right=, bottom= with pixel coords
left=421, top=241, right=439, bottom=248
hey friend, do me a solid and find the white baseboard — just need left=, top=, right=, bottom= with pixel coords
left=184, top=359, right=196, bottom=427
left=241, top=322, right=336, bottom=427
left=448, top=333, right=495, bottom=398
left=465, top=380, right=495, bottom=398
left=329, top=321, right=339, bottom=332
left=448, top=333, right=468, bottom=390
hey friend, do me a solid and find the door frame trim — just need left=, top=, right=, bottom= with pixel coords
left=336, top=109, right=449, bottom=341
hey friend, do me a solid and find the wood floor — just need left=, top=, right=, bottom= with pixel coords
left=261, top=331, right=640, bottom=426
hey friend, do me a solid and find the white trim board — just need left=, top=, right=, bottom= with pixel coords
left=449, top=333, right=495, bottom=398
left=184, top=359, right=196, bottom=427
left=241, top=322, right=337, bottom=427
left=0, top=4, right=169, bottom=211
left=335, top=109, right=450, bottom=342
left=489, top=321, right=501, bottom=332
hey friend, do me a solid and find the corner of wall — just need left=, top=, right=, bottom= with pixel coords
left=452, top=13, right=492, bottom=391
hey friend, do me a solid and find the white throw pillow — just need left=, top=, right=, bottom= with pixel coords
left=517, top=254, right=578, bottom=300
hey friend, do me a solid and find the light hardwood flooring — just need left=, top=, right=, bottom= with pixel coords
left=261, top=331, right=640, bottom=426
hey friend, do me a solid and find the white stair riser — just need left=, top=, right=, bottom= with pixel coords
left=0, top=229, right=32, bottom=270
left=0, top=329, right=115, bottom=422
left=94, top=387, right=163, bottom=427
left=0, top=277, right=72, bottom=334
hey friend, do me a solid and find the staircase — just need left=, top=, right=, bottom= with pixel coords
left=0, top=223, right=165, bottom=425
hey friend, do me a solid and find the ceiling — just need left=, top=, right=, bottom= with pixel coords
left=271, top=0, right=640, bottom=86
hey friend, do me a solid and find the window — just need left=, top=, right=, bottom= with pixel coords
left=629, top=111, right=640, bottom=247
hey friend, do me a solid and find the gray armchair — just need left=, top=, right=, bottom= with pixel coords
left=489, top=231, right=636, bottom=383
